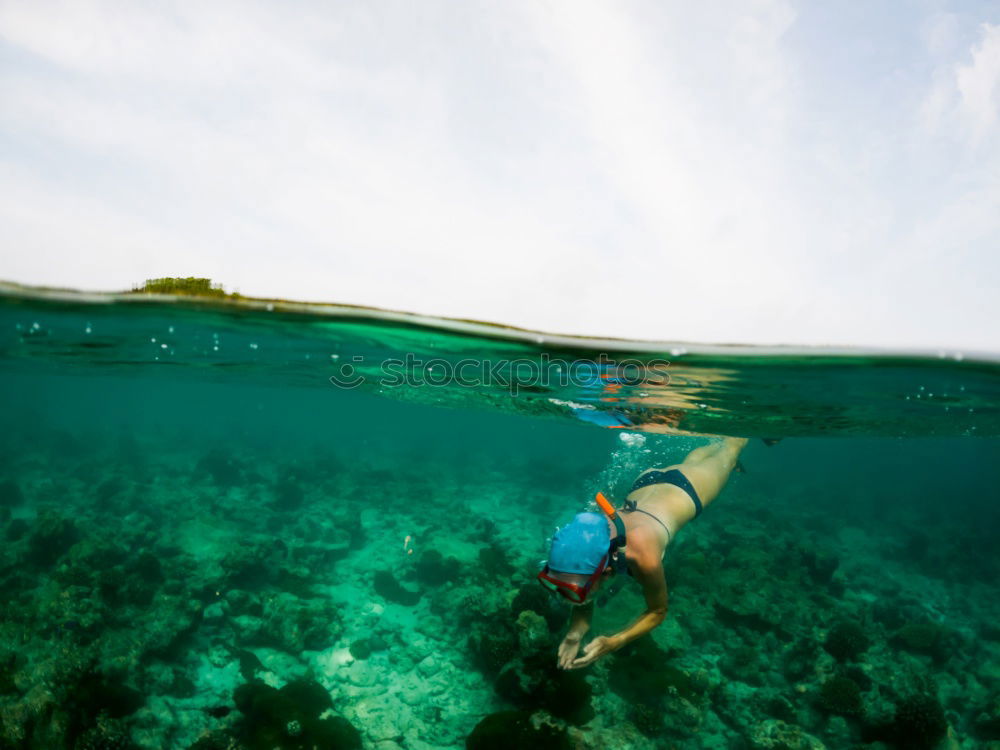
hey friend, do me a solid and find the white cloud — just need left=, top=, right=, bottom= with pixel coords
left=956, top=23, right=1000, bottom=140
left=923, top=22, right=1000, bottom=143
left=1, top=1, right=998, bottom=351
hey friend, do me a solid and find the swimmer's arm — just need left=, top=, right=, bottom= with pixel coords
left=558, top=600, right=594, bottom=669
left=567, top=600, right=594, bottom=637
left=568, top=556, right=667, bottom=668
left=608, top=558, right=668, bottom=650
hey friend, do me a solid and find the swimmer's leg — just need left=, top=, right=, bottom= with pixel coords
left=678, top=437, right=748, bottom=510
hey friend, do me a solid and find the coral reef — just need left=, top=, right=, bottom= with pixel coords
left=892, top=620, right=952, bottom=663
left=0, top=412, right=994, bottom=750
left=372, top=571, right=420, bottom=606
left=495, top=650, right=594, bottom=726
left=890, top=692, right=948, bottom=750
left=823, top=620, right=870, bottom=662
left=817, top=675, right=864, bottom=716
left=230, top=678, right=362, bottom=750
left=410, top=549, right=460, bottom=586
left=747, top=719, right=825, bottom=749
left=465, top=710, right=571, bottom=750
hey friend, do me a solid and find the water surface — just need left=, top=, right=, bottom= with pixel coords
left=0, top=284, right=997, bottom=749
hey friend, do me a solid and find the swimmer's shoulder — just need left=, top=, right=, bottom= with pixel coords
left=625, top=524, right=668, bottom=569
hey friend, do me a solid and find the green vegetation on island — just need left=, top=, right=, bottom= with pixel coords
left=129, top=277, right=239, bottom=298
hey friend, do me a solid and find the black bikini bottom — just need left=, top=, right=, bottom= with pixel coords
left=626, top=468, right=703, bottom=519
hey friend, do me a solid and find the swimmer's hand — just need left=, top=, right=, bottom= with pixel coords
left=569, top=635, right=618, bottom=669
left=557, top=634, right=582, bottom=669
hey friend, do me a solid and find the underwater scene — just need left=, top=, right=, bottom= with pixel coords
left=1, top=284, right=1000, bottom=750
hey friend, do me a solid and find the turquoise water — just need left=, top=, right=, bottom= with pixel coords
left=1, top=285, right=999, bottom=749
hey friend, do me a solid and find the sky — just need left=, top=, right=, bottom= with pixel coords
left=1, top=1, right=998, bottom=351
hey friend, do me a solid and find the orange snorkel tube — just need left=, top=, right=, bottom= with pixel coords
left=595, top=491, right=627, bottom=550
left=595, top=491, right=617, bottom=519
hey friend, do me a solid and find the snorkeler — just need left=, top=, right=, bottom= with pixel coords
left=537, top=437, right=748, bottom=669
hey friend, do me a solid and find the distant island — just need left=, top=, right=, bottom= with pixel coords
left=129, top=277, right=240, bottom=299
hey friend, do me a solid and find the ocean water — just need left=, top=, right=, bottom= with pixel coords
left=1, top=285, right=999, bottom=750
